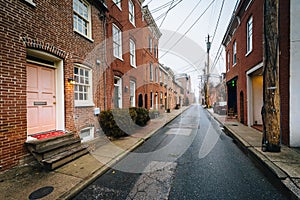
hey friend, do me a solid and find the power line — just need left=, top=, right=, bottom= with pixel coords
left=161, top=0, right=203, bottom=47
left=159, top=0, right=216, bottom=59
left=159, top=0, right=175, bottom=28
left=211, top=0, right=225, bottom=43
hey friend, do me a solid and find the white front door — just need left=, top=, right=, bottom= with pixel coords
left=27, top=63, right=56, bottom=135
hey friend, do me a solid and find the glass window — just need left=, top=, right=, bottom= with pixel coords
left=130, top=39, right=136, bottom=67
left=113, top=24, right=122, bottom=59
left=149, top=37, right=152, bottom=53
left=247, top=16, right=253, bottom=54
left=73, top=0, right=91, bottom=38
left=128, top=0, right=135, bottom=25
left=233, top=41, right=237, bottom=65
left=150, top=91, right=153, bottom=108
left=149, top=63, right=153, bottom=81
left=74, top=65, right=93, bottom=106
left=227, top=51, right=230, bottom=71
left=113, top=0, right=121, bottom=10
left=130, top=81, right=136, bottom=107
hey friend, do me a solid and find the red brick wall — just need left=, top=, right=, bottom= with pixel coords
left=0, top=0, right=107, bottom=171
left=225, top=0, right=290, bottom=145
left=225, top=0, right=264, bottom=124
left=105, top=0, right=161, bottom=111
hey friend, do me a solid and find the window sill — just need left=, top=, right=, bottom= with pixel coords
left=74, top=30, right=94, bottom=43
left=75, top=102, right=95, bottom=108
left=114, top=56, right=124, bottom=62
left=245, top=50, right=252, bottom=57
left=232, top=63, right=237, bottom=67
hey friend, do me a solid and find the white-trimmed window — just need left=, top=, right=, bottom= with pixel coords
left=113, top=24, right=122, bottom=59
left=233, top=41, right=237, bottom=65
left=149, top=63, right=153, bottom=81
left=154, top=44, right=158, bottom=58
left=227, top=51, right=230, bottom=71
left=129, top=39, right=136, bottom=67
left=159, top=70, right=162, bottom=82
left=74, top=64, right=93, bottom=107
left=113, top=0, right=121, bottom=10
left=114, top=76, right=122, bottom=108
left=73, top=0, right=91, bottom=38
left=155, top=67, right=159, bottom=82
left=130, top=81, right=136, bottom=107
left=149, top=37, right=152, bottom=53
left=128, top=0, right=135, bottom=25
left=246, top=16, right=253, bottom=54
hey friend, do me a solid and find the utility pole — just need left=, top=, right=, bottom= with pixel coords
left=262, top=0, right=280, bottom=152
left=205, top=34, right=211, bottom=108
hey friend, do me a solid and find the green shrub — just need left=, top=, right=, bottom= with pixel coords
left=99, top=107, right=150, bottom=138
left=133, top=107, right=150, bottom=126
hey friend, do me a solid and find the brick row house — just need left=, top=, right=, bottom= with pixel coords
left=222, top=0, right=300, bottom=147
left=0, top=0, right=189, bottom=171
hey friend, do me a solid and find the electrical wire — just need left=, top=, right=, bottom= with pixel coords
left=211, top=0, right=225, bottom=43
left=161, top=0, right=203, bottom=47
left=159, top=0, right=216, bottom=59
left=159, top=0, right=175, bottom=28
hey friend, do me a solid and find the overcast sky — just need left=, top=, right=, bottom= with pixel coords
left=145, top=0, right=238, bottom=94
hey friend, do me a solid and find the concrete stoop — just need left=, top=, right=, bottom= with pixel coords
left=25, top=133, right=88, bottom=170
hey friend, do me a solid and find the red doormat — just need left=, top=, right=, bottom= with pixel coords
left=31, top=131, right=65, bottom=140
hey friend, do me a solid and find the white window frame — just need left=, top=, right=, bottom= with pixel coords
left=114, top=76, right=122, bottom=108
left=154, top=44, right=158, bottom=58
left=233, top=41, right=237, bottom=66
left=113, top=0, right=121, bottom=10
left=246, top=16, right=253, bottom=55
left=149, top=37, right=153, bottom=53
left=130, top=81, right=136, bottom=107
left=155, top=67, right=159, bottom=82
left=227, top=51, right=230, bottom=71
left=149, top=63, right=153, bottom=81
left=74, top=64, right=94, bottom=107
left=129, top=39, right=136, bottom=67
left=73, top=0, right=92, bottom=39
left=113, top=24, right=123, bottom=59
left=128, top=0, right=135, bottom=26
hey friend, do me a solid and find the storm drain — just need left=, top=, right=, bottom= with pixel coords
left=29, top=186, right=54, bottom=200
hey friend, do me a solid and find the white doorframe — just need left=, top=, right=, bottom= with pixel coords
left=26, top=49, right=65, bottom=134
left=246, top=62, right=263, bottom=127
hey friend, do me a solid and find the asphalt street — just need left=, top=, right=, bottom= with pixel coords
left=73, top=105, right=290, bottom=200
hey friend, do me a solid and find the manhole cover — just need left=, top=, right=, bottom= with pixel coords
left=29, top=186, right=54, bottom=200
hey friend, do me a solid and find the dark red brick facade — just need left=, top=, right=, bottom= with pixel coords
left=223, top=0, right=290, bottom=145
left=0, top=0, right=107, bottom=171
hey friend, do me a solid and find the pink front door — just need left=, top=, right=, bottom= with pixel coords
left=27, top=63, right=56, bottom=135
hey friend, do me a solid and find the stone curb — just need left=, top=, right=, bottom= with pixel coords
left=59, top=107, right=189, bottom=199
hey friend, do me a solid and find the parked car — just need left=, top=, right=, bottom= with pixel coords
left=213, top=101, right=227, bottom=115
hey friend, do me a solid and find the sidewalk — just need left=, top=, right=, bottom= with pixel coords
left=0, top=107, right=189, bottom=200
left=207, top=108, right=300, bottom=199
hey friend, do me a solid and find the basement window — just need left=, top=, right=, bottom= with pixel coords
left=24, top=0, right=36, bottom=7
left=80, top=126, right=94, bottom=142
